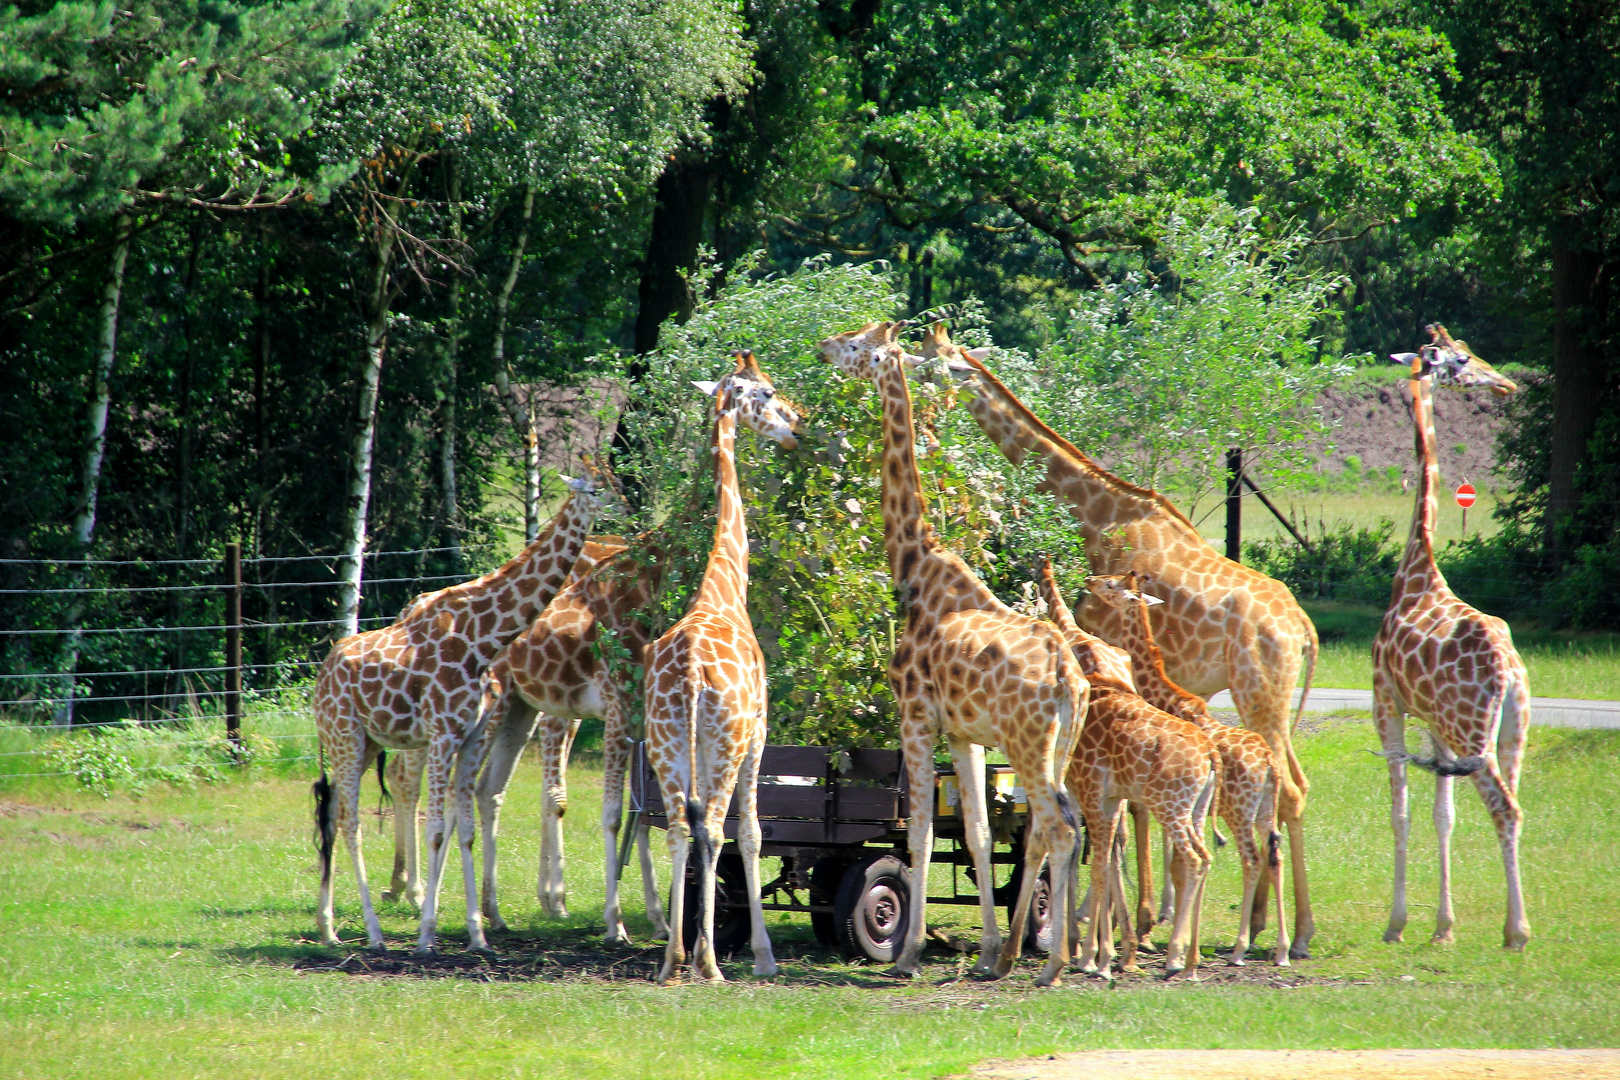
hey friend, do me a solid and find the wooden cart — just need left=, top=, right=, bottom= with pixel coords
left=629, top=742, right=1053, bottom=962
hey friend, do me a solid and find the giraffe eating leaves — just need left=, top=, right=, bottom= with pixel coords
left=820, top=321, right=1087, bottom=986
left=644, top=351, right=800, bottom=984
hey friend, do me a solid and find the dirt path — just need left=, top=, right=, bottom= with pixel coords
left=959, top=1049, right=1620, bottom=1080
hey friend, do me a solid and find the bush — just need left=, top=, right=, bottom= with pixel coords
left=1245, top=519, right=1402, bottom=604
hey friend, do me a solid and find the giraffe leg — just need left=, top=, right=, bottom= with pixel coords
left=413, top=736, right=458, bottom=954
left=537, top=715, right=579, bottom=917
left=1431, top=736, right=1458, bottom=945
left=1155, top=821, right=1174, bottom=928
left=1000, top=836, right=1046, bottom=980
left=658, top=804, right=691, bottom=985
left=947, top=738, right=1003, bottom=977
left=1163, top=823, right=1209, bottom=977
left=888, top=705, right=938, bottom=979
left=475, top=695, right=540, bottom=934
left=385, top=748, right=424, bottom=908
left=637, top=810, right=668, bottom=940
left=1259, top=773, right=1291, bottom=966
left=692, top=783, right=730, bottom=984
left=320, top=731, right=385, bottom=949
left=1228, top=809, right=1261, bottom=966
left=1375, top=682, right=1410, bottom=944
left=736, top=726, right=778, bottom=977
left=1129, top=803, right=1155, bottom=944
left=1472, top=755, right=1530, bottom=950
left=599, top=689, right=634, bottom=944
left=1108, top=835, right=1141, bottom=973
left=1082, top=798, right=1125, bottom=977
left=452, top=705, right=499, bottom=954
left=1280, top=741, right=1314, bottom=956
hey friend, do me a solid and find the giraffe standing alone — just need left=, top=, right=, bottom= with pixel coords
left=467, top=539, right=668, bottom=945
left=1036, top=564, right=1219, bottom=978
left=820, top=322, right=1087, bottom=986
left=1375, top=325, right=1530, bottom=950
left=1086, top=570, right=1290, bottom=966
left=311, top=477, right=607, bottom=952
left=920, top=322, right=1319, bottom=957
left=644, top=352, right=801, bottom=984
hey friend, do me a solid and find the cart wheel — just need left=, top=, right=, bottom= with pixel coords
left=1005, top=861, right=1055, bottom=954
left=681, top=852, right=751, bottom=959
left=834, top=852, right=910, bottom=963
left=808, top=857, right=847, bottom=948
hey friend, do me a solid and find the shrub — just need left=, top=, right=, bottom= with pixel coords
left=1245, top=519, right=1402, bottom=604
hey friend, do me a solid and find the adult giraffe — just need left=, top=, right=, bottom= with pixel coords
left=644, top=351, right=800, bottom=984
left=820, top=321, right=1086, bottom=986
left=312, top=477, right=610, bottom=951
left=1377, top=325, right=1529, bottom=950
left=921, top=322, right=1319, bottom=957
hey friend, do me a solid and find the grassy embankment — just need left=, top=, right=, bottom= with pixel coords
left=2, top=715, right=1618, bottom=1079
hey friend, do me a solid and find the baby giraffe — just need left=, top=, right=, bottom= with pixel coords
left=1037, top=564, right=1220, bottom=978
left=1087, top=571, right=1290, bottom=966
left=645, top=351, right=800, bottom=984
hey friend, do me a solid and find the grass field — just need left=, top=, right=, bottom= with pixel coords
left=4, top=719, right=1618, bottom=1079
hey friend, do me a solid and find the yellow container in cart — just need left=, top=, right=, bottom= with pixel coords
left=936, top=765, right=1028, bottom=817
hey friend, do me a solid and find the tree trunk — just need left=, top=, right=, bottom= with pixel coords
left=336, top=239, right=394, bottom=639
left=488, top=184, right=539, bottom=539
left=1546, top=238, right=1609, bottom=553
left=254, top=246, right=270, bottom=559
left=441, top=158, right=464, bottom=569
left=59, top=213, right=132, bottom=727
left=171, top=225, right=203, bottom=711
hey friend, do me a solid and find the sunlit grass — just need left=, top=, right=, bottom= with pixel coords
left=3, top=724, right=1618, bottom=1079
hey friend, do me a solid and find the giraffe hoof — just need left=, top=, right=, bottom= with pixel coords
left=1289, top=945, right=1311, bottom=959
left=880, top=965, right=920, bottom=980
left=1430, top=931, right=1455, bottom=945
left=1121, top=964, right=1144, bottom=976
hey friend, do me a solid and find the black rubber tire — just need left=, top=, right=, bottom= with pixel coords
left=1005, top=859, right=1055, bottom=955
left=808, top=856, right=848, bottom=947
left=833, top=852, right=910, bottom=963
left=680, top=851, right=751, bottom=960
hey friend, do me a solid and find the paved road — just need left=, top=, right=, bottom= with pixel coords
left=1205, top=687, right=1620, bottom=729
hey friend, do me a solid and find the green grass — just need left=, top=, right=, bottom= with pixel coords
left=4, top=723, right=1619, bottom=1079
left=1184, top=489, right=1506, bottom=548
left=1303, top=601, right=1620, bottom=699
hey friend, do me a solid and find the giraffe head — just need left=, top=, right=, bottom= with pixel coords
left=693, top=350, right=801, bottom=448
left=1084, top=571, right=1165, bottom=614
left=1392, top=324, right=1518, bottom=397
left=818, top=320, right=922, bottom=381
left=556, top=472, right=612, bottom=517
left=918, top=320, right=992, bottom=381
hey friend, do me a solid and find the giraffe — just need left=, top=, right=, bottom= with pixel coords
left=378, top=536, right=628, bottom=910
left=311, top=476, right=609, bottom=952
left=1086, top=570, right=1291, bottom=966
left=819, top=321, right=1086, bottom=987
left=1036, top=565, right=1220, bottom=978
left=919, top=321, right=1319, bottom=956
left=644, top=351, right=801, bottom=984
left=466, top=538, right=669, bottom=946
left=1375, top=324, right=1530, bottom=951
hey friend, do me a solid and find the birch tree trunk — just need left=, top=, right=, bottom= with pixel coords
left=488, top=184, right=540, bottom=540
left=59, top=213, right=132, bottom=727
left=336, top=238, right=395, bottom=639
left=440, top=158, right=463, bottom=569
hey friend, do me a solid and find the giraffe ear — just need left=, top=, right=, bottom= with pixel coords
left=692, top=380, right=721, bottom=398
left=1136, top=592, right=1165, bottom=607
left=1390, top=352, right=1420, bottom=365
left=964, top=347, right=993, bottom=362
left=898, top=350, right=926, bottom=369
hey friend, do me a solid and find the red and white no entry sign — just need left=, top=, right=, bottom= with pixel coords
left=1455, top=483, right=1477, bottom=508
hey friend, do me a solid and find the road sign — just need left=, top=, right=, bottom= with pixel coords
left=1455, top=483, right=1477, bottom=509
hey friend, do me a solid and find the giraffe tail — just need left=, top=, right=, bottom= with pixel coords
left=1406, top=754, right=1488, bottom=777
left=312, top=768, right=336, bottom=890
left=1292, top=613, right=1320, bottom=731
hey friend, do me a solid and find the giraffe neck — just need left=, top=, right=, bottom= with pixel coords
left=956, top=356, right=1189, bottom=539
left=688, top=408, right=750, bottom=622
left=1393, top=373, right=1446, bottom=604
left=1117, top=595, right=1209, bottom=725
left=1036, top=562, right=1132, bottom=692
left=875, top=358, right=944, bottom=592
left=453, top=489, right=597, bottom=633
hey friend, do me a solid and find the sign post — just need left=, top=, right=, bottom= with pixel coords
left=1455, top=482, right=1477, bottom=535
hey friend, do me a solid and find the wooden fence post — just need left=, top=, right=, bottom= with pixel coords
left=224, top=542, right=242, bottom=758
left=1226, top=448, right=1243, bottom=563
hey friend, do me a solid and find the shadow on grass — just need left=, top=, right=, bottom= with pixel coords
left=217, top=922, right=1332, bottom=991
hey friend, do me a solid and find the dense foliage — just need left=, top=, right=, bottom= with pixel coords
left=3, top=0, right=1618, bottom=732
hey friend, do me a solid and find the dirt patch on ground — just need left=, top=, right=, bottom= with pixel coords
left=960, top=1049, right=1620, bottom=1080
left=1310, top=378, right=1519, bottom=485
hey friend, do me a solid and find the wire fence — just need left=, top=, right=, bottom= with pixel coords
left=0, top=542, right=512, bottom=783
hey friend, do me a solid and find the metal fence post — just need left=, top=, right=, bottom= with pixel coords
left=224, top=542, right=242, bottom=757
left=1226, top=448, right=1243, bottom=564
